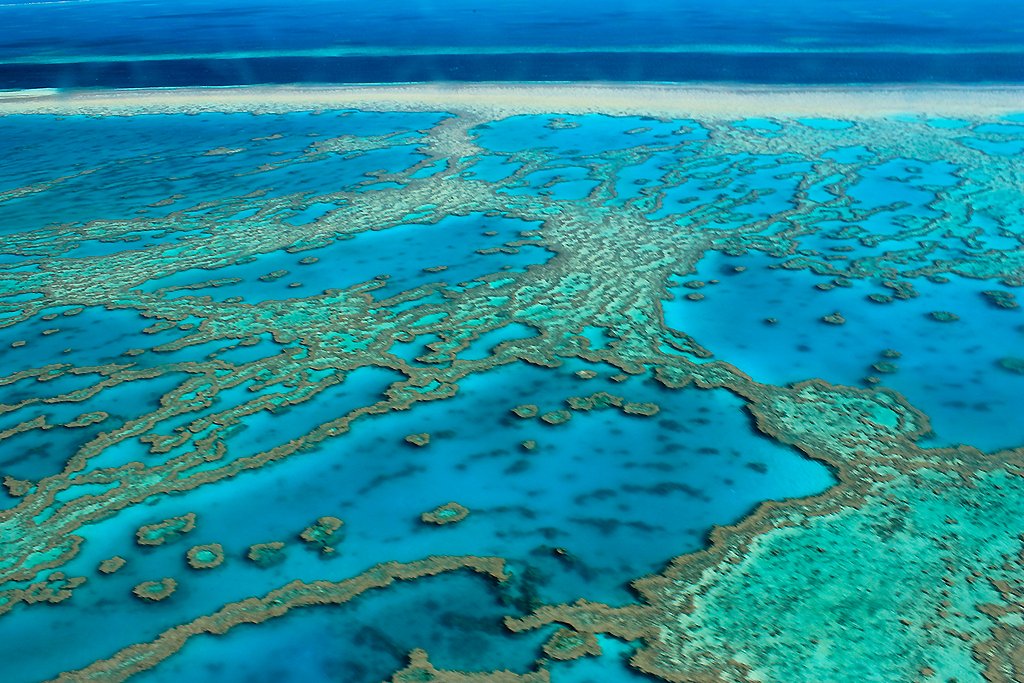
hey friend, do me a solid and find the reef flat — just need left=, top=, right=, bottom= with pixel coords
left=0, top=85, right=1022, bottom=682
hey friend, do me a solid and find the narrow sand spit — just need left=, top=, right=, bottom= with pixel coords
left=0, top=82, right=1021, bottom=119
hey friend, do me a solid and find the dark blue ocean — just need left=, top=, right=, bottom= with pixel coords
left=0, top=0, right=1023, bottom=88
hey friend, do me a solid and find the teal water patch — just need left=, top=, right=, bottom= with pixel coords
left=0, top=372, right=187, bottom=482
left=389, top=332, right=442, bottom=364
left=555, top=635, right=651, bottom=682
left=502, top=164, right=599, bottom=200
left=148, top=213, right=550, bottom=303
left=250, top=144, right=426, bottom=198
left=648, top=153, right=811, bottom=222
left=0, top=290, right=43, bottom=303
left=667, top=251, right=1024, bottom=451
left=3, top=369, right=105, bottom=403
left=171, top=360, right=832, bottom=605
left=0, top=111, right=446, bottom=233
left=282, top=202, right=341, bottom=226
left=0, top=358, right=833, bottom=682
left=611, top=150, right=692, bottom=204
left=0, top=306, right=165, bottom=369
left=844, top=157, right=960, bottom=236
left=465, top=154, right=524, bottom=182
left=63, top=230, right=180, bottom=259
left=0, top=115, right=299, bottom=231
left=326, top=110, right=450, bottom=138
left=973, top=123, right=1024, bottom=135
left=458, top=322, right=538, bottom=360
left=822, top=145, right=876, bottom=164
left=133, top=572, right=548, bottom=683
left=925, top=118, right=970, bottom=130
left=219, top=366, right=403, bottom=462
left=362, top=181, right=406, bottom=191
left=958, top=135, right=1024, bottom=157
left=212, top=334, right=285, bottom=365
left=410, top=157, right=448, bottom=179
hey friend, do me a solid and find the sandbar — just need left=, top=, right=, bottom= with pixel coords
left=0, top=82, right=1021, bottom=119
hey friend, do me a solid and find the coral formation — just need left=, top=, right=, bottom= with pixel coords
left=390, top=649, right=549, bottom=682
left=507, top=381, right=1024, bottom=683
left=136, top=513, right=198, bottom=547
left=982, top=290, right=1018, bottom=309
left=929, top=310, right=960, bottom=322
left=997, top=357, right=1024, bottom=375
left=185, top=544, right=225, bottom=570
left=98, top=557, right=127, bottom=575
left=421, top=502, right=470, bottom=525
left=299, top=517, right=345, bottom=553
left=132, top=578, right=177, bottom=602
left=541, top=628, right=602, bottom=661
left=404, top=433, right=431, bottom=447
left=821, top=311, right=846, bottom=325
left=247, top=542, right=286, bottom=568
left=512, top=404, right=540, bottom=418
left=539, top=410, right=572, bottom=426
left=56, top=556, right=507, bottom=681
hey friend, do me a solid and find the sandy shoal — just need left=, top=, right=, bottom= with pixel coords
left=0, top=82, right=1022, bottom=119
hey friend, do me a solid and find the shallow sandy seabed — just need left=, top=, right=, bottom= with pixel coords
left=0, top=82, right=1022, bottom=119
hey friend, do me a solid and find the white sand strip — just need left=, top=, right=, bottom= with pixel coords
left=0, top=82, right=1021, bottom=119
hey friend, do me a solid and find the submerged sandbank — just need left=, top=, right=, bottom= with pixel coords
left=0, top=82, right=1021, bottom=119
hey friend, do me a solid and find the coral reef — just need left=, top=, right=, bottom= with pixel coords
left=185, top=544, right=225, bottom=570
left=56, top=556, right=507, bottom=682
left=247, top=542, right=286, bottom=568
left=390, top=649, right=549, bottom=682
left=982, top=290, right=1018, bottom=309
left=132, top=578, right=177, bottom=602
left=997, top=357, right=1024, bottom=375
left=404, top=433, right=431, bottom=447
left=136, top=513, right=198, bottom=547
left=929, top=310, right=960, bottom=322
left=421, top=502, right=471, bottom=526
left=541, top=628, right=602, bottom=661
left=507, top=381, right=1024, bottom=682
left=299, top=517, right=345, bottom=553
left=97, top=557, right=127, bottom=575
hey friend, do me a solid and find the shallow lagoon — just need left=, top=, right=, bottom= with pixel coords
left=0, top=104, right=1022, bottom=682
left=667, top=251, right=1024, bottom=452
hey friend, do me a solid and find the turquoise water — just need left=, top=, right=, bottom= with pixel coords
left=147, top=213, right=550, bottom=303
left=666, top=252, right=1024, bottom=452
left=0, top=107, right=1022, bottom=682
left=0, top=358, right=833, bottom=681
